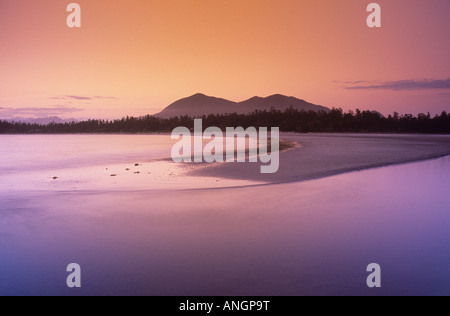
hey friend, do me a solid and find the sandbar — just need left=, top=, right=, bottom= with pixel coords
left=190, top=133, right=450, bottom=184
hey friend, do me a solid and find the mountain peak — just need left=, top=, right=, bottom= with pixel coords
left=268, top=93, right=288, bottom=98
left=156, top=94, right=329, bottom=118
left=266, top=94, right=304, bottom=102
left=188, top=93, right=208, bottom=98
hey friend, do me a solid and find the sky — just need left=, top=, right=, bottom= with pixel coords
left=0, top=0, right=449, bottom=120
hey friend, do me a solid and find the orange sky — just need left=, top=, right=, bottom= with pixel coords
left=0, top=0, right=449, bottom=119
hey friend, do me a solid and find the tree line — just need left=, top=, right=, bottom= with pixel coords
left=0, top=108, right=449, bottom=134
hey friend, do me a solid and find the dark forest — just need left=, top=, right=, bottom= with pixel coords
left=1, top=108, right=449, bottom=134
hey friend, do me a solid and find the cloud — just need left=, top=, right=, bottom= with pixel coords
left=64, top=95, right=92, bottom=100
left=333, top=80, right=371, bottom=85
left=93, top=96, right=118, bottom=100
left=0, top=106, right=83, bottom=118
left=50, top=95, right=118, bottom=101
left=342, top=78, right=450, bottom=91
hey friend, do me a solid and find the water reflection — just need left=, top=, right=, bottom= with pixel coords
left=0, top=155, right=448, bottom=295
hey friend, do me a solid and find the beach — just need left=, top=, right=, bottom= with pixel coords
left=192, top=133, right=450, bottom=184
left=0, top=133, right=449, bottom=296
left=1, top=134, right=449, bottom=192
left=2, top=0, right=449, bottom=298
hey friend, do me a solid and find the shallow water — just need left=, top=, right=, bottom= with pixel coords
left=0, top=134, right=172, bottom=174
left=0, top=135, right=449, bottom=295
left=0, top=135, right=262, bottom=192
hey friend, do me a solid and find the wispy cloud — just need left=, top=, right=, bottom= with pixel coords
left=0, top=106, right=83, bottom=118
left=333, top=80, right=372, bottom=85
left=64, top=95, right=92, bottom=100
left=341, top=78, right=450, bottom=91
left=50, top=95, right=118, bottom=101
left=49, top=96, right=90, bottom=100
left=93, top=96, right=118, bottom=100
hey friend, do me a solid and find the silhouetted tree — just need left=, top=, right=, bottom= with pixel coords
left=0, top=108, right=449, bottom=134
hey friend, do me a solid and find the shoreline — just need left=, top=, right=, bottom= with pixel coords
left=1, top=136, right=448, bottom=296
left=181, top=154, right=450, bottom=192
left=188, top=133, right=450, bottom=186
left=1, top=133, right=449, bottom=192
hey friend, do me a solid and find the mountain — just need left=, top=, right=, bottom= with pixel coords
left=158, top=94, right=236, bottom=118
left=240, top=94, right=330, bottom=113
left=156, top=93, right=330, bottom=118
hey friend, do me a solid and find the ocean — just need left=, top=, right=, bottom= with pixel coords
left=0, top=135, right=449, bottom=295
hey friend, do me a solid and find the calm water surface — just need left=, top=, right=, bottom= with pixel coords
left=0, top=135, right=449, bottom=295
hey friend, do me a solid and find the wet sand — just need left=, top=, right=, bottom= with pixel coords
left=1, top=134, right=449, bottom=193
left=1, top=156, right=449, bottom=296
left=191, top=133, right=450, bottom=184
left=1, top=134, right=449, bottom=295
